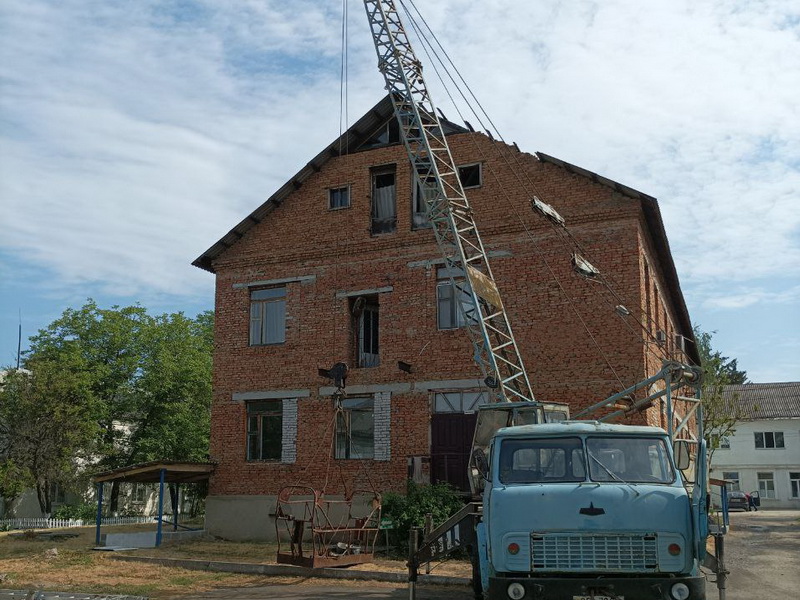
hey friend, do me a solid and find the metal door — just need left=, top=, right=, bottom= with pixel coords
left=430, top=412, right=477, bottom=492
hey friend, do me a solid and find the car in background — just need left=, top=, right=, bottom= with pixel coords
left=728, top=490, right=750, bottom=511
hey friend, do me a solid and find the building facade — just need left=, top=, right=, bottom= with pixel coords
left=710, top=382, right=800, bottom=509
left=194, top=96, right=699, bottom=540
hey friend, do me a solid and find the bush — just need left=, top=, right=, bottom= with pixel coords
left=52, top=503, right=97, bottom=521
left=381, top=481, right=464, bottom=550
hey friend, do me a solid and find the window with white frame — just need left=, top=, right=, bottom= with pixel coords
left=437, top=267, right=477, bottom=330
left=757, top=472, right=776, bottom=499
left=247, top=400, right=283, bottom=460
left=335, top=397, right=374, bottom=459
left=249, top=287, right=286, bottom=345
left=329, top=186, right=350, bottom=209
left=719, top=436, right=730, bottom=449
left=722, top=471, right=740, bottom=492
left=433, top=390, right=489, bottom=413
left=790, top=472, right=800, bottom=499
left=132, top=483, right=149, bottom=504
left=754, top=431, right=784, bottom=449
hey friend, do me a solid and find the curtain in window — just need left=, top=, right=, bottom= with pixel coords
left=372, top=173, right=396, bottom=232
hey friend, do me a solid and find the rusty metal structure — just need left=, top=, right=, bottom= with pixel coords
left=275, top=484, right=381, bottom=568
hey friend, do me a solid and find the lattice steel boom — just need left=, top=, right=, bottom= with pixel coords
left=363, top=0, right=536, bottom=406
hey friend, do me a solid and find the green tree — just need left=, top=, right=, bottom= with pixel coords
left=0, top=359, right=98, bottom=514
left=24, top=301, right=213, bottom=511
left=694, top=327, right=748, bottom=465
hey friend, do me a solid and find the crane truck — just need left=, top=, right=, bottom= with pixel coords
left=361, top=2, right=725, bottom=599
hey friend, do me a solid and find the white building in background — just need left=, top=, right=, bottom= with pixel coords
left=709, top=382, right=800, bottom=509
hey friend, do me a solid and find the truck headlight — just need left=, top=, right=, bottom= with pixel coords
left=670, top=582, right=690, bottom=599
left=507, top=582, right=526, bottom=599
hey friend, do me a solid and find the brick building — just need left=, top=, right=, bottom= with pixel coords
left=193, top=96, right=699, bottom=540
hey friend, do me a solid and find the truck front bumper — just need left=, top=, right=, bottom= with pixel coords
left=488, top=574, right=706, bottom=600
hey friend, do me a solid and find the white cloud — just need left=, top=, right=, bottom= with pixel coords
left=0, top=0, right=798, bottom=378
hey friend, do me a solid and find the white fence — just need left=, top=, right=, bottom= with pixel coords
left=0, top=515, right=154, bottom=531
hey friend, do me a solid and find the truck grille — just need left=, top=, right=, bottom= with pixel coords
left=531, top=532, right=658, bottom=572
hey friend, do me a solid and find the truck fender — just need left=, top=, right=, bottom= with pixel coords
left=476, top=520, right=490, bottom=595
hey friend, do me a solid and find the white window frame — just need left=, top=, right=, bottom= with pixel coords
left=757, top=471, right=777, bottom=499
left=335, top=397, right=375, bottom=459
left=790, top=472, right=800, bottom=499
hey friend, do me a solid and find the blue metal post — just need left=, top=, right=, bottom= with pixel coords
left=173, top=484, right=179, bottom=531
left=155, top=468, right=166, bottom=547
left=95, top=482, right=104, bottom=546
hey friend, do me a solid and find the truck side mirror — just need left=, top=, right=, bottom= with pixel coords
left=472, top=448, right=489, bottom=480
left=674, top=440, right=691, bottom=471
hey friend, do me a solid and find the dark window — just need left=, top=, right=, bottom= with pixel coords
left=329, top=186, right=350, bottom=209
left=412, top=173, right=435, bottom=229
left=499, top=437, right=586, bottom=484
left=437, top=267, right=477, bottom=329
left=249, top=287, right=286, bottom=345
left=722, top=471, right=740, bottom=491
left=755, top=431, right=784, bottom=449
left=335, top=397, right=374, bottom=459
left=353, top=296, right=379, bottom=368
left=790, top=472, right=800, bottom=498
left=371, top=168, right=397, bottom=234
left=247, top=401, right=282, bottom=460
left=458, top=163, right=481, bottom=189
left=360, top=120, right=401, bottom=149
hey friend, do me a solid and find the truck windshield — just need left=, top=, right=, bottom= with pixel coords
left=499, top=437, right=586, bottom=484
left=586, top=437, right=675, bottom=484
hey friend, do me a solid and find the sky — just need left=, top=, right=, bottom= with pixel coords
left=1, top=0, right=798, bottom=382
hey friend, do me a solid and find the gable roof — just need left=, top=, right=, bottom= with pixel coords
left=721, top=382, right=800, bottom=419
left=192, top=97, right=698, bottom=361
left=192, top=95, right=466, bottom=273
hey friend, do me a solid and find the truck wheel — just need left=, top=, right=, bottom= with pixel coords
left=470, top=544, right=484, bottom=600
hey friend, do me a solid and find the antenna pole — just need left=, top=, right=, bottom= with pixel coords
left=17, top=310, right=22, bottom=370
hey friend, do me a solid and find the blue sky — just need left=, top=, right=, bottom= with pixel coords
left=1, top=0, right=798, bottom=381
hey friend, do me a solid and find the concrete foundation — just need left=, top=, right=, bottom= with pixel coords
left=103, top=528, right=205, bottom=548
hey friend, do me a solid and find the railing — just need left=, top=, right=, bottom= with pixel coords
left=0, top=515, right=154, bottom=531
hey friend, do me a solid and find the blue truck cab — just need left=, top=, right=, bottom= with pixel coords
left=474, top=421, right=707, bottom=600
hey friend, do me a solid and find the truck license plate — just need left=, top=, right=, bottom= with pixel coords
left=573, top=596, right=622, bottom=600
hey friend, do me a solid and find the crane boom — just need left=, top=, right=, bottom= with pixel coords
left=363, top=0, right=538, bottom=409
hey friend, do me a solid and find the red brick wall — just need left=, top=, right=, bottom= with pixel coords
left=207, top=132, right=685, bottom=496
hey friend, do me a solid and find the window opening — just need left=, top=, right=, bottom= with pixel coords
left=353, top=295, right=380, bottom=368
left=329, top=186, right=350, bottom=209
left=437, top=267, right=477, bottom=329
left=457, top=163, right=481, bottom=189
left=360, top=120, right=401, bottom=149
left=790, top=472, right=800, bottom=499
left=249, top=287, right=286, bottom=345
left=754, top=431, right=784, bottom=449
left=757, top=472, right=776, bottom=499
left=132, top=483, right=149, bottom=504
left=433, top=390, right=488, bottom=413
left=722, top=471, right=740, bottom=492
left=412, top=172, right=435, bottom=229
left=371, top=168, right=396, bottom=234
left=247, top=400, right=283, bottom=460
left=335, top=397, right=375, bottom=459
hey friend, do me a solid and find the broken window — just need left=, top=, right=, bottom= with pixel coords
left=249, top=287, right=286, bottom=346
left=412, top=173, right=436, bottom=229
left=335, top=397, right=375, bottom=459
left=247, top=400, right=282, bottom=460
left=360, top=120, right=401, bottom=149
left=371, top=168, right=396, bottom=234
left=329, top=186, right=350, bottom=209
left=353, top=295, right=380, bottom=368
left=458, top=163, right=481, bottom=189
left=437, top=267, right=477, bottom=329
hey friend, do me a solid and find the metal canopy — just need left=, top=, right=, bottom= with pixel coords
left=92, top=460, right=214, bottom=484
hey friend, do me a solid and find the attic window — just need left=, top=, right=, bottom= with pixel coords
left=329, top=186, right=350, bottom=209
left=361, top=120, right=401, bottom=149
left=458, top=163, right=482, bottom=189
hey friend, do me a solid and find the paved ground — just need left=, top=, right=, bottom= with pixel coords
left=183, top=510, right=799, bottom=599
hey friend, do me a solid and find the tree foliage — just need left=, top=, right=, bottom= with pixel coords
left=7, top=300, right=214, bottom=513
left=694, top=327, right=748, bottom=465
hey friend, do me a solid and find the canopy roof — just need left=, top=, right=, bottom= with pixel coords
left=93, top=460, right=214, bottom=484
